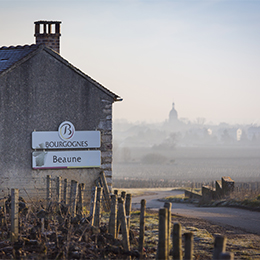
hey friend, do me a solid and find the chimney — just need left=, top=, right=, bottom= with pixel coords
left=34, top=21, right=61, bottom=54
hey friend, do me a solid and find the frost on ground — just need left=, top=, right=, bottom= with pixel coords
left=130, top=210, right=260, bottom=260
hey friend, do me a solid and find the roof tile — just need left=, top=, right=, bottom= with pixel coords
left=0, top=44, right=38, bottom=74
left=0, top=43, right=121, bottom=101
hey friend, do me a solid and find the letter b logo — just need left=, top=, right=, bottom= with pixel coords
left=58, top=121, right=75, bottom=140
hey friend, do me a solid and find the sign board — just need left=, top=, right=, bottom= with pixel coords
left=32, top=150, right=101, bottom=169
left=32, top=121, right=100, bottom=149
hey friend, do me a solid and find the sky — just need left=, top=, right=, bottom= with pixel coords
left=1, top=0, right=260, bottom=125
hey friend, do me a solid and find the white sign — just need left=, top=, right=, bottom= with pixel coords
left=32, top=122, right=100, bottom=149
left=32, top=150, right=101, bottom=169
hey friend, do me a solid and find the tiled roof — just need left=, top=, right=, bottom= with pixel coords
left=0, top=44, right=121, bottom=101
left=0, top=44, right=38, bottom=74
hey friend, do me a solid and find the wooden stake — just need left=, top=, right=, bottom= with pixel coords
left=109, top=194, right=118, bottom=238
left=56, top=176, right=62, bottom=203
left=172, top=222, right=183, bottom=260
left=70, top=180, right=78, bottom=217
left=94, top=187, right=103, bottom=227
left=11, top=188, right=19, bottom=242
left=118, top=197, right=130, bottom=252
left=164, top=202, right=172, bottom=256
left=213, top=235, right=227, bottom=260
left=184, top=232, right=193, bottom=260
left=46, top=175, right=51, bottom=208
left=90, top=187, right=97, bottom=226
left=63, top=178, right=68, bottom=204
left=139, top=199, right=146, bottom=258
left=157, top=207, right=168, bottom=260
left=126, top=194, right=132, bottom=230
left=78, top=183, right=85, bottom=217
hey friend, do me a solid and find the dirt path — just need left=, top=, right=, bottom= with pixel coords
left=130, top=189, right=260, bottom=235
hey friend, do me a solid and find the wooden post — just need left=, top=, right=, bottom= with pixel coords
left=77, top=183, right=85, bottom=217
left=109, top=194, right=118, bottom=238
left=213, top=235, right=227, bottom=260
left=126, top=194, right=132, bottom=230
left=90, top=187, right=97, bottom=226
left=117, top=191, right=126, bottom=235
left=11, top=188, right=19, bottom=242
left=114, top=189, right=118, bottom=196
left=172, top=222, right=183, bottom=260
left=63, top=178, right=68, bottom=204
left=46, top=175, right=51, bottom=208
left=56, top=176, right=62, bottom=203
left=41, top=218, right=44, bottom=233
left=100, top=171, right=111, bottom=211
left=164, top=202, right=172, bottom=257
left=90, top=186, right=97, bottom=216
left=121, top=191, right=126, bottom=200
left=220, top=252, right=234, bottom=260
left=157, top=207, right=168, bottom=260
left=139, top=199, right=146, bottom=258
left=94, top=187, right=103, bottom=227
left=184, top=232, right=193, bottom=260
left=70, top=180, right=78, bottom=217
left=118, top=197, right=130, bottom=252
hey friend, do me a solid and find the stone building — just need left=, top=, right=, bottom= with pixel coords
left=0, top=21, right=121, bottom=197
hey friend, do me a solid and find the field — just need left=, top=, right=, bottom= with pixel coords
left=130, top=210, right=260, bottom=260
left=113, top=147, right=260, bottom=182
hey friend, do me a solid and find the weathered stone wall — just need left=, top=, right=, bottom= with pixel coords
left=215, top=180, right=222, bottom=198
left=185, top=190, right=202, bottom=200
left=99, top=100, right=113, bottom=190
left=202, top=186, right=216, bottom=201
left=0, top=47, right=115, bottom=197
left=222, top=176, right=235, bottom=196
left=200, top=177, right=235, bottom=202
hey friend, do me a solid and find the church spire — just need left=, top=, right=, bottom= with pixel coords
left=169, top=102, right=178, bottom=124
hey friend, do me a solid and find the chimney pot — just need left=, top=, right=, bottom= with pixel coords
left=34, top=20, right=61, bottom=54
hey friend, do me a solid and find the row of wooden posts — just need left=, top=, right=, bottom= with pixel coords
left=157, top=204, right=234, bottom=260
left=9, top=178, right=234, bottom=260
left=106, top=190, right=234, bottom=260
left=46, top=175, right=88, bottom=218
left=46, top=172, right=111, bottom=217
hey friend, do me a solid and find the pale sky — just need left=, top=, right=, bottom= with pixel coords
left=1, top=0, right=260, bottom=125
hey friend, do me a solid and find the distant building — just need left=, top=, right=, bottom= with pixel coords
left=237, top=128, right=242, bottom=141
left=169, top=102, right=179, bottom=124
left=247, top=126, right=260, bottom=141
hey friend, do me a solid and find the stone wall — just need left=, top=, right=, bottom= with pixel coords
left=200, top=176, right=235, bottom=202
left=202, top=186, right=216, bottom=201
left=99, top=100, right=113, bottom=191
left=0, top=45, right=117, bottom=198
left=215, top=180, right=222, bottom=199
left=222, top=176, right=235, bottom=196
left=185, top=190, right=202, bottom=200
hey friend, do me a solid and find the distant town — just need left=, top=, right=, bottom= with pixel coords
left=114, top=102, right=260, bottom=150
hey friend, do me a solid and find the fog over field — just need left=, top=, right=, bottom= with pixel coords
left=113, top=111, right=260, bottom=183
left=113, top=147, right=260, bottom=182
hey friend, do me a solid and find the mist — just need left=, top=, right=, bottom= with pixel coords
left=113, top=103, right=260, bottom=183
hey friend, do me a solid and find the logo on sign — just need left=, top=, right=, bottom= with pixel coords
left=58, top=121, right=75, bottom=141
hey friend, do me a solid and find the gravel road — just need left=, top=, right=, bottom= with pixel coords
left=131, top=189, right=260, bottom=235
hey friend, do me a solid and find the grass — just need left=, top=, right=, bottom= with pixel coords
left=123, top=210, right=260, bottom=259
